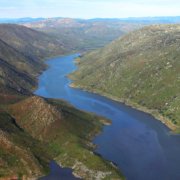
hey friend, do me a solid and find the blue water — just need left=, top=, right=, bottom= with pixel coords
left=35, top=54, right=180, bottom=180
left=39, top=161, right=79, bottom=180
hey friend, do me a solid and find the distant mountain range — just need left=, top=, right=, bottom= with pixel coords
left=1, top=16, right=180, bottom=24
left=0, top=24, right=65, bottom=96
left=110, top=16, right=180, bottom=23
left=1, top=16, right=179, bottom=52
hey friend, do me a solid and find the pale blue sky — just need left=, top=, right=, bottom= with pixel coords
left=0, top=0, right=180, bottom=18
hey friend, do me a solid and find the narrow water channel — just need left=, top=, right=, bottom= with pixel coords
left=35, top=54, right=180, bottom=180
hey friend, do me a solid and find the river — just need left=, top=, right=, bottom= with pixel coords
left=35, top=54, right=180, bottom=180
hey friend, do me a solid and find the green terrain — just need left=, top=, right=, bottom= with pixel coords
left=70, top=24, right=180, bottom=133
left=23, top=18, right=143, bottom=51
left=0, top=24, right=66, bottom=96
left=0, top=24, right=123, bottom=179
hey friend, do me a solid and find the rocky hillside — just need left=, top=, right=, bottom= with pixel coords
left=70, top=24, right=180, bottom=132
left=9, top=96, right=62, bottom=139
left=0, top=109, right=50, bottom=179
left=8, top=96, right=123, bottom=179
left=0, top=24, right=65, bottom=60
left=23, top=18, right=143, bottom=51
left=0, top=24, right=65, bottom=96
left=0, top=24, right=63, bottom=179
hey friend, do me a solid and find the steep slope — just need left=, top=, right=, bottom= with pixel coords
left=0, top=109, right=50, bottom=179
left=0, top=24, right=65, bottom=60
left=9, top=96, right=124, bottom=179
left=0, top=23, right=124, bottom=179
left=23, top=18, right=143, bottom=51
left=0, top=24, right=65, bottom=97
left=70, top=24, right=180, bottom=132
left=0, top=24, right=66, bottom=179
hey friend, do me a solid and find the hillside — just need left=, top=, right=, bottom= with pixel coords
left=0, top=24, right=66, bottom=61
left=0, top=24, right=65, bottom=97
left=0, top=108, right=51, bottom=179
left=70, top=24, right=180, bottom=132
left=0, top=24, right=124, bottom=179
left=0, top=96, right=122, bottom=179
left=23, top=18, right=143, bottom=51
left=0, top=24, right=62, bottom=178
left=7, top=96, right=123, bottom=179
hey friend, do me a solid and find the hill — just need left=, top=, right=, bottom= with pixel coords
left=6, top=96, right=123, bottom=179
left=23, top=18, right=143, bottom=51
left=0, top=107, right=51, bottom=179
left=0, top=95, right=122, bottom=179
left=0, top=17, right=45, bottom=24
left=0, top=24, right=65, bottom=97
left=70, top=24, right=180, bottom=132
left=0, top=24, right=124, bottom=179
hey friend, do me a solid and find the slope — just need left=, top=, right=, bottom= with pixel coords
left=70, top=24, right=180, bottom=132
left=0, top=24, right=124, bottom=179
left=8, top=96, right=124, bottom=179
left=0, top=24, right=65, bottom=97
left=0, top=109, right=51, bottom=179
left=23, top=18, right=143, bottom=51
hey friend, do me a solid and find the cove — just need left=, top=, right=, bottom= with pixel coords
left=39, top=161, right=80, bottom=180
left=35, top=54, right=180, bottom=180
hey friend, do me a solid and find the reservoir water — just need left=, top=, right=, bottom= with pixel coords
left=35, top=54, right=180, bottom=180
left=39, top=161, right=79, bottom=180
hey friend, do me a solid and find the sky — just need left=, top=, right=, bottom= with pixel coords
left=0, top=0, right=180, bottom=19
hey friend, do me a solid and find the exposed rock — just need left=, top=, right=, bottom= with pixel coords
left=10, top=96, right=62, bottom=139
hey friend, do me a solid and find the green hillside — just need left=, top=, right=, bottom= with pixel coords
left=70, top=24, right=180, bottom=132
left=7, top=96, right=123, bottom=179
left=0, top=109, right=51, bottom=179
left=23, top=18, right=143, bottom=51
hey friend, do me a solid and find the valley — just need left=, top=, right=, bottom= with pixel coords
left=70, top=24, right=180, bottom=133
left=35, top=54, right=180, bottom=180
left=0, top=17, right=180, bottom=180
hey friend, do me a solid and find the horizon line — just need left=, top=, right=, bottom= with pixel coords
left=0, top=15, right=180, bottom=20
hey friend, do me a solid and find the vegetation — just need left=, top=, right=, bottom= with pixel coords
left=23, top=18, right=143, bottom=51
left=0, top=24, right=66, bottom=96
left=9, top=96, right=124, bottom=179
left=0, top=24, right=124, bottom=179
left=0, top=110, right=51, bottom=178
left=70, top=24, right=180, bottom=133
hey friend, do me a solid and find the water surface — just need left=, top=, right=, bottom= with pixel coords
left=35, top=54, right=180, bottom=180
left=39, top=161, right=79, bottom=180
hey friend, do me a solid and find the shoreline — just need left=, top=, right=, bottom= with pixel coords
left=34, top=54, right=124, bottom=180
left=69, top=82, right=178, bottom=133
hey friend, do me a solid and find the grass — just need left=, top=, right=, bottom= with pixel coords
left=70, top=24, right=180, bottom=133
left=0, top=23, right=126, bottom=179
left=0, top=111, right=51, bottom=178
left=46, top=99, right=124, bottom=179
left=6, top=97, right=124, bottom=179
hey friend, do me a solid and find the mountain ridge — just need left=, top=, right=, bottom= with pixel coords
left=0, top=24, right=124, bottom=179
left=22, top=17, right=143, bottom=51
left=0, top=24, right=66, bottom=96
